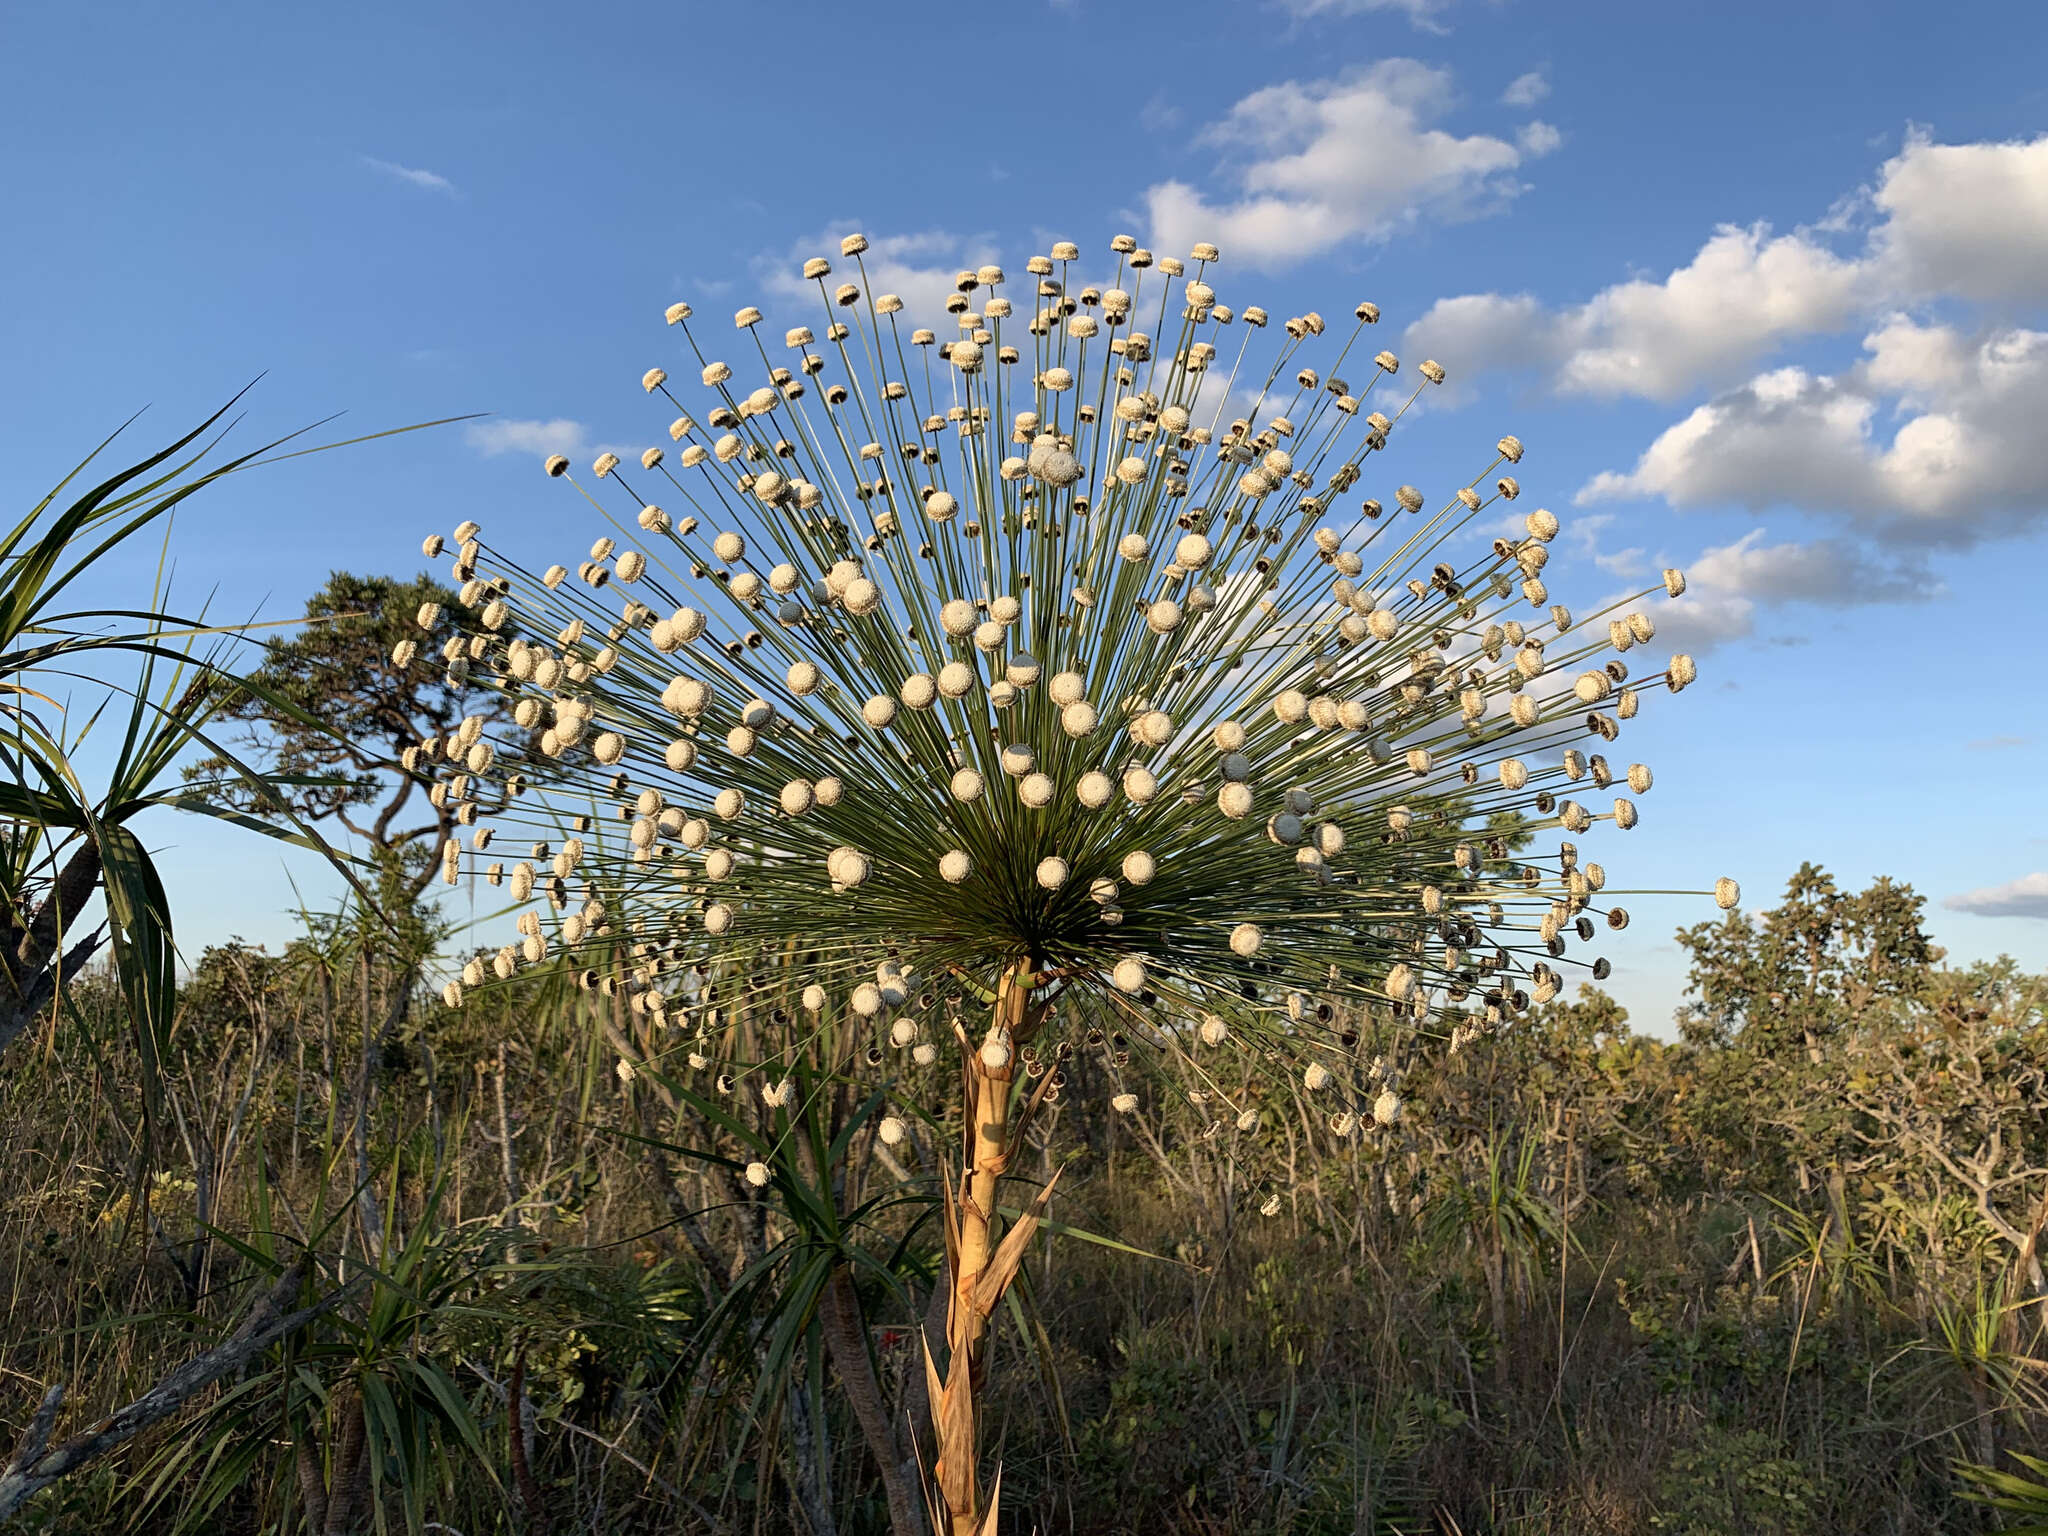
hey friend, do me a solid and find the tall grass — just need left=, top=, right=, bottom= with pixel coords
left=3, top=927, right=2041, bottom=1533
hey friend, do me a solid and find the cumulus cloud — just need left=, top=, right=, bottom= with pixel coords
left=1944, top=873, right=2048, bottom=919
left=759, top=227, right=1000, bottom=323
left=1868, top=129, right=2048, bottom=304
left=1501, top=70, right=1550, bottom=107
left=1408, top=224, right=1870, bottom=400
left=465, top=418, right=588, bottom=458
left=360, top=156, right=456, bottom=195
left=1270, top=0, right=1453, bottom=28
left=1405, top=129, right=2048, bottom=402
left=1143, top=62, right=1550, bottom=271
left=1610, top=529, right=1932, bottom=655
left=1578, top=317, right=2048, bottom=548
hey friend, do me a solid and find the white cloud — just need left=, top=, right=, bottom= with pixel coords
left=1501, top=70, right=1550, bottom=107
left=1270, top=0, right=1453, bottom=28
left=1612, top=529, right=1932, bottom=655
left=1685, top=528, right=1927, bottom=605
left=465, top=418, right=588, bottom=458
left=360, top=156, right=456, bottom=195
left=1516, top=121, right=1563, bottom=158
left=1869, top=129, right=2048, bottom=304
left=1407, top=223, right=1870, bottom=400
left=1944, top=872, right=2048, bottom=919
left=759, top=227, right=1000, bottom=325
left=1143, top=62, right=1534, bottom=271
left=1579, top=318, right=2048, bottom=548
left=1405, top=129, right=2048, bottom=403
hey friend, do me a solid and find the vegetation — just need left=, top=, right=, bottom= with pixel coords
left=1, top=317, right=2039, bottom=1533
left=1, top=862, right=2041, bottom=1532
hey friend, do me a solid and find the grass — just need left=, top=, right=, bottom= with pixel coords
left=2, top=930, right=2041, bottom=1533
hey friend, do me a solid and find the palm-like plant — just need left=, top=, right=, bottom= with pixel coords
left=0, top=397, right=459, bottom=1107
left=1958, top=1451, right=2048, bottom=1535
left=406, top=231, right=1735, bottom=1532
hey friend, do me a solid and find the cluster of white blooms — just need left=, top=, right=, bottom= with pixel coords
left=406, top=232, right=1737, bottom=1140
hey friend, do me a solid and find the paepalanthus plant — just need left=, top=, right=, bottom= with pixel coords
left=405, top=231, right=1736, bottom=1533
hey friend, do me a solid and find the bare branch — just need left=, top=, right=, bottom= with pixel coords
left=0, top=1260, right=365, bottom=1523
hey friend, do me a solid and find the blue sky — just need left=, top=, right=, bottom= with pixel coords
left=7, top=0, right=2046, bottom=1032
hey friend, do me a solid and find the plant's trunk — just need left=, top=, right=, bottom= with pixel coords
left=820, top=1265, right=924, bottom=1536
left=320, top=1384, right=371, bottom=1536
left=351, top=951, right=383, bottom=1256
left=293, top=1413, right=330, bottom=1536
left=929, top=957, right=1041, bottom=1536
left=508, top=1344, right=551, bottom=1535
left=1968, top=1365, right=1996, bottom=1466
left=1483, top=1233, right=1509, bottom=1394
left=0, top=841, right=104, bottom=1058
left=1824, top=1167, right=1852, bottom=1257
left=784, top=1370, right=837, bottom=1536
left=495, top=1043, right=522, bottom=1228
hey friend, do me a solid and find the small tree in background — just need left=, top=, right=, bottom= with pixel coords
left=193, top=571, right=514, bottom=900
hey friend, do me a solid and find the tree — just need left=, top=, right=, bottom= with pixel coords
left=193, top=571, right=514, bottom=899
left=1676, top=862, right=1939, bottom=1062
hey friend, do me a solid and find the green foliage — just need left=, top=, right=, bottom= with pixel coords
left=4, top=849, right=2043, bottom=1533
left=0, top=401, right=460, bottom=1100
left=1648, top=1426, right=1819, bottom=1536
left=1958, top=1451, right=2048, bottom=1534
left=191, top=570, right=516, bottom=896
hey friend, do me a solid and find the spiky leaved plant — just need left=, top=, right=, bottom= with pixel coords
left=407, top=231, right=1737, bottom=1533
